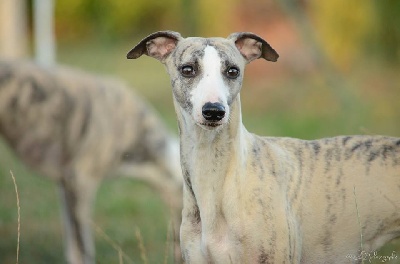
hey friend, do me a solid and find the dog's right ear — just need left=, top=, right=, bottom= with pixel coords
left=127, top=31, right=182, bottom=62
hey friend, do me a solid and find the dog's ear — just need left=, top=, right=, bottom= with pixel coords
left=127, top=31, right=182, bottom=62
left=228, top=32, right=279, bottom=63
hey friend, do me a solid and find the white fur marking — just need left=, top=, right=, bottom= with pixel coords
left=190, top=46, right=230, bottom=124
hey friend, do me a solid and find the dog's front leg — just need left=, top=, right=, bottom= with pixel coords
left=58, top=169, right=99, bottom=264
left=180, top=186, right=209, bottom=263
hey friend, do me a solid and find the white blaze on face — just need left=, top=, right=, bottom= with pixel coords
left=190, top=46, right=230, bottom=124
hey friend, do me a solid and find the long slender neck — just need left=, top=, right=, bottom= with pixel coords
left=175, top=95, right=248, bottom=226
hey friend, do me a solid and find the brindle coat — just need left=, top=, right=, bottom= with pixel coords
left=0, top=60, right=183, bottom=264
left=128, top=31, right=400, bottom=263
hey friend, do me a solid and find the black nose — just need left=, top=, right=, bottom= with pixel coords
left=202, top=102, right=225, bottom=121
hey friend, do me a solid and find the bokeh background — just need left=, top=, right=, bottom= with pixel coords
left=1, top=0, right=399, bottom=263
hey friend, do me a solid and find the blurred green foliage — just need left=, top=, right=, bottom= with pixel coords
left=53, top=0, right=400, bottom=67
left=310, top=0, right=400, bottom=68
left=54, top=0, right=243, bottom=41
left=371, top=0, right=400, bottom=64
left=55, top=0, right=182, bottom=40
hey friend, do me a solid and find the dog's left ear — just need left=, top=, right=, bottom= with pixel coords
left=228, top=32, right=279, bottom=63
left=127, top=31, right=183, bottom=62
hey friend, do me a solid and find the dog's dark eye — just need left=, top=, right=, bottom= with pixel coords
left=226, top=67, right=240, bottom=79
left=180, top=65, right=196, bottom=77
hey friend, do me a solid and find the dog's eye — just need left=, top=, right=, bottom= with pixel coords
left=226, top=67, right=240, bottom=79
left=180, top=65, right=196, bottom=77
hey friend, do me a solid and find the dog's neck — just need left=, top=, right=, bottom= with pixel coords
left=175, top=93, right=245, bottom=159
left=175, top=94, right=248, bottom=227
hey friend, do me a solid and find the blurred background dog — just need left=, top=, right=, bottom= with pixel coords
left=0, top=60, right=182, bottom=264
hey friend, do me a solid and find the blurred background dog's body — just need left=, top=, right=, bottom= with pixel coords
left=0, top=60, right=182, bottom=264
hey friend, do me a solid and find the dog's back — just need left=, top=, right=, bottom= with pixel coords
left=260, top=135, right=400, bottom=262
left=0, top=60, right=173, bottom=180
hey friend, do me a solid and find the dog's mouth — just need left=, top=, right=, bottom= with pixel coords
left=198, top=121, right=223, bottom=130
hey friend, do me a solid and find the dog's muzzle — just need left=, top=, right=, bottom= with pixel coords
left=202, top=102, right=225, bottom=125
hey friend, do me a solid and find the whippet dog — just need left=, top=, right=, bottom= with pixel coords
left=0, top=60, right=183, bottom=264
left=128, top=31, right=400, bottom=263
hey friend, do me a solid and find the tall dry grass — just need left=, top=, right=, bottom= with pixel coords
left=10, top=170, right=20, bottom=264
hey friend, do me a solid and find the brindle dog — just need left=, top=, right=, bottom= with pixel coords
left=0, top=60, right=183, bottom=264
left=128, top=31, right=400, bottom=263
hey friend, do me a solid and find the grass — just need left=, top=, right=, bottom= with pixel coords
left=0, top=139, right=175, bottom=263
left=10, top=170, right=20, bottom=264
left=0, top=38, right=399, bottom=263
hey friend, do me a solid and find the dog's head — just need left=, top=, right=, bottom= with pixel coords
left=128, top=31, right=278, bottom=131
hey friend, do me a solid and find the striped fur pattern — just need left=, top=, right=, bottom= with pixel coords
left=128, top=31, right=400, bottom=263
left=0, top=60, right=183, bottom=264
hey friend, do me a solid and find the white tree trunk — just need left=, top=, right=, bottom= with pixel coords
left=33, top=0, right=56, bottom=66
left=0, top=0, right=28, bottom=59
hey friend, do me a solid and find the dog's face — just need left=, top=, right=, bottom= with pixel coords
left=128, top=31, right=278, bottom=131
left=164, top=37, right=246, bottom=130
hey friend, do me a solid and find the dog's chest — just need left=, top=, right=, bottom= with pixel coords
left=192, top=164, right=285, bottom=262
